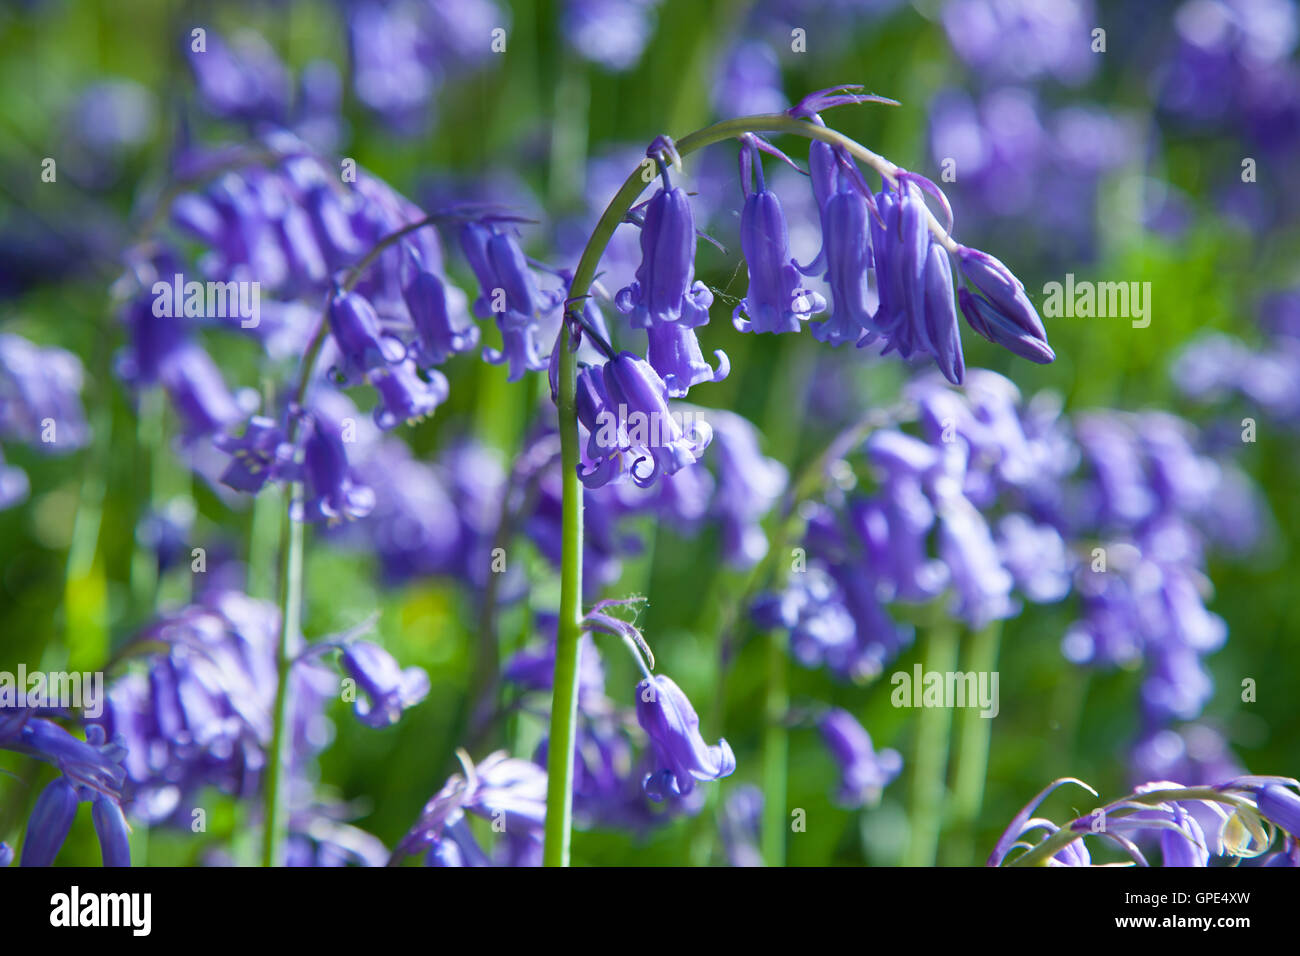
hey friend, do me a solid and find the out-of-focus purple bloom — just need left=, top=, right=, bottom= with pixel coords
left=157, top=341, right=244, bottom=439
left=636, top=674, right=735, bottom=800
left=995, top=513, right=1073, bottom=603
left=215, top=416, right=291, bottom=493
left=564, top=0, right=661, bottom=71
left=93, top=589, right=337, bottom=826
left=0, top=333, right=90, bottom=452
left=293, top=408, right=376, bottom=525
left=941, top=0, right=1097, bottom=86
left=395, top=751, right=547, bottom=866
left=0, top=449, right=29, bottom=510
left=713, top=40, right=785, bottom=117
left=505, top=632, right=606, bottom=707
left=370, top=361, right=448, bottom=430
left=338, top=640, right=430, bottom=729
left=818, top=708, right=902, bottom=808
left=188, top=29, right=291, bottom=124
left=706, top=409, right=787, bottom=568
left=935, top=493, right=1017, bottom=627
left=402, top=252, right=479, bottom=365
left=720, top=784, right=764, bottom=867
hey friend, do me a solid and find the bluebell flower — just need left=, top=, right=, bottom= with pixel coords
left=187, top=29, right=290, bottom=125
left=338, top=640, right=430, bottom=729
left=93, top=588, right=339, bottom=826
left=617, top=185, right=714, bottom=329
left=0, top=842, right=12, bottom=867
left=328, top=289, right=404, bottom=382
left=1254, top=783, right=1300, bottom=837
left=0, top=333, right=90, bottom=452
left=215, top=416, right=291, bottom=493
left=581, top=351, right=713, bottom=489
left=956, top=245, right=1055, bottom=364
left=458, top=224, right=558, bottom=381
left=818, top=708, right=902, bottom=808
left=91, top=793, right=132, bottom=867
left=643, top=320, right=728, bottom=399
left=2, top=715, right=127, bottom=799
left=20, top=778, right=79, bottom=867
left=870, top=178, right=966, bottom=383
left=734, top=136, right=825, bottom=334
left=371, top=360, right=448, bottom=430
left=564, top=0, right=660, bottom=71
left=635, top=674, right=735, bottom=800
left=402, top=250, right=479, bottom=365
left=395, top=751, right=548, bottom=866
left=706, top=409, right=787, bottom=568
left=157, top=341, right=243, bottom=439
left=293, top=409, right=376, bottom=525
left=1160, top=800, right=1210, bottom=867
left=800, top=162, right=877, bottom=347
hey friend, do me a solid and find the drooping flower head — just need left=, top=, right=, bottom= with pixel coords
left=337, top=640, right=430, bottom=729
left=635, top=674, right=735, bottom=800
left=818, top=708, right=903, bottom=808
left=578, top=351, right=712, bottom=490
left=955, top=245, right=1055, bottom=365
left=615, top=147, right=728, bottom=396
left=733, top=133, right=825, bottom=335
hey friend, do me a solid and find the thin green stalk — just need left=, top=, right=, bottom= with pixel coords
left=760, top=628, right=789, bottom=866
left=546, top=107, right=904, bottom=867
left=260, top=213, right=445, bottom=865
left=903, top=622, right=959, bottom=866
left=262, top=482, right=303, bottom=867
left=542, top=332, right=584, bottom=867
left=946, top=621, right=1001, bottom=865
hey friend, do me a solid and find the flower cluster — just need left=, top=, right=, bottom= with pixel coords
left=83, top=586, right=425, bottom=863
left=393, top=751, right=547, bottom=866
left=990, top=775, right=1300, bottom=867
left=0, top=709, right=130, bottom=866
left=0, top=332, right=89, bottom=510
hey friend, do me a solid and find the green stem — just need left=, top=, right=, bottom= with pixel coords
left=259, top=212, right=445, bottom=865
left=903, top=621, right=959, bottom=866
left=760, top=628, right=789, bottom=866
left=946, top=621, right=1001, bottom=865
left=544, top=108, right=904, bottom=867
left=542, top=326, right=584, bottom=868
left=262, top=482, right=303, bottom=867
